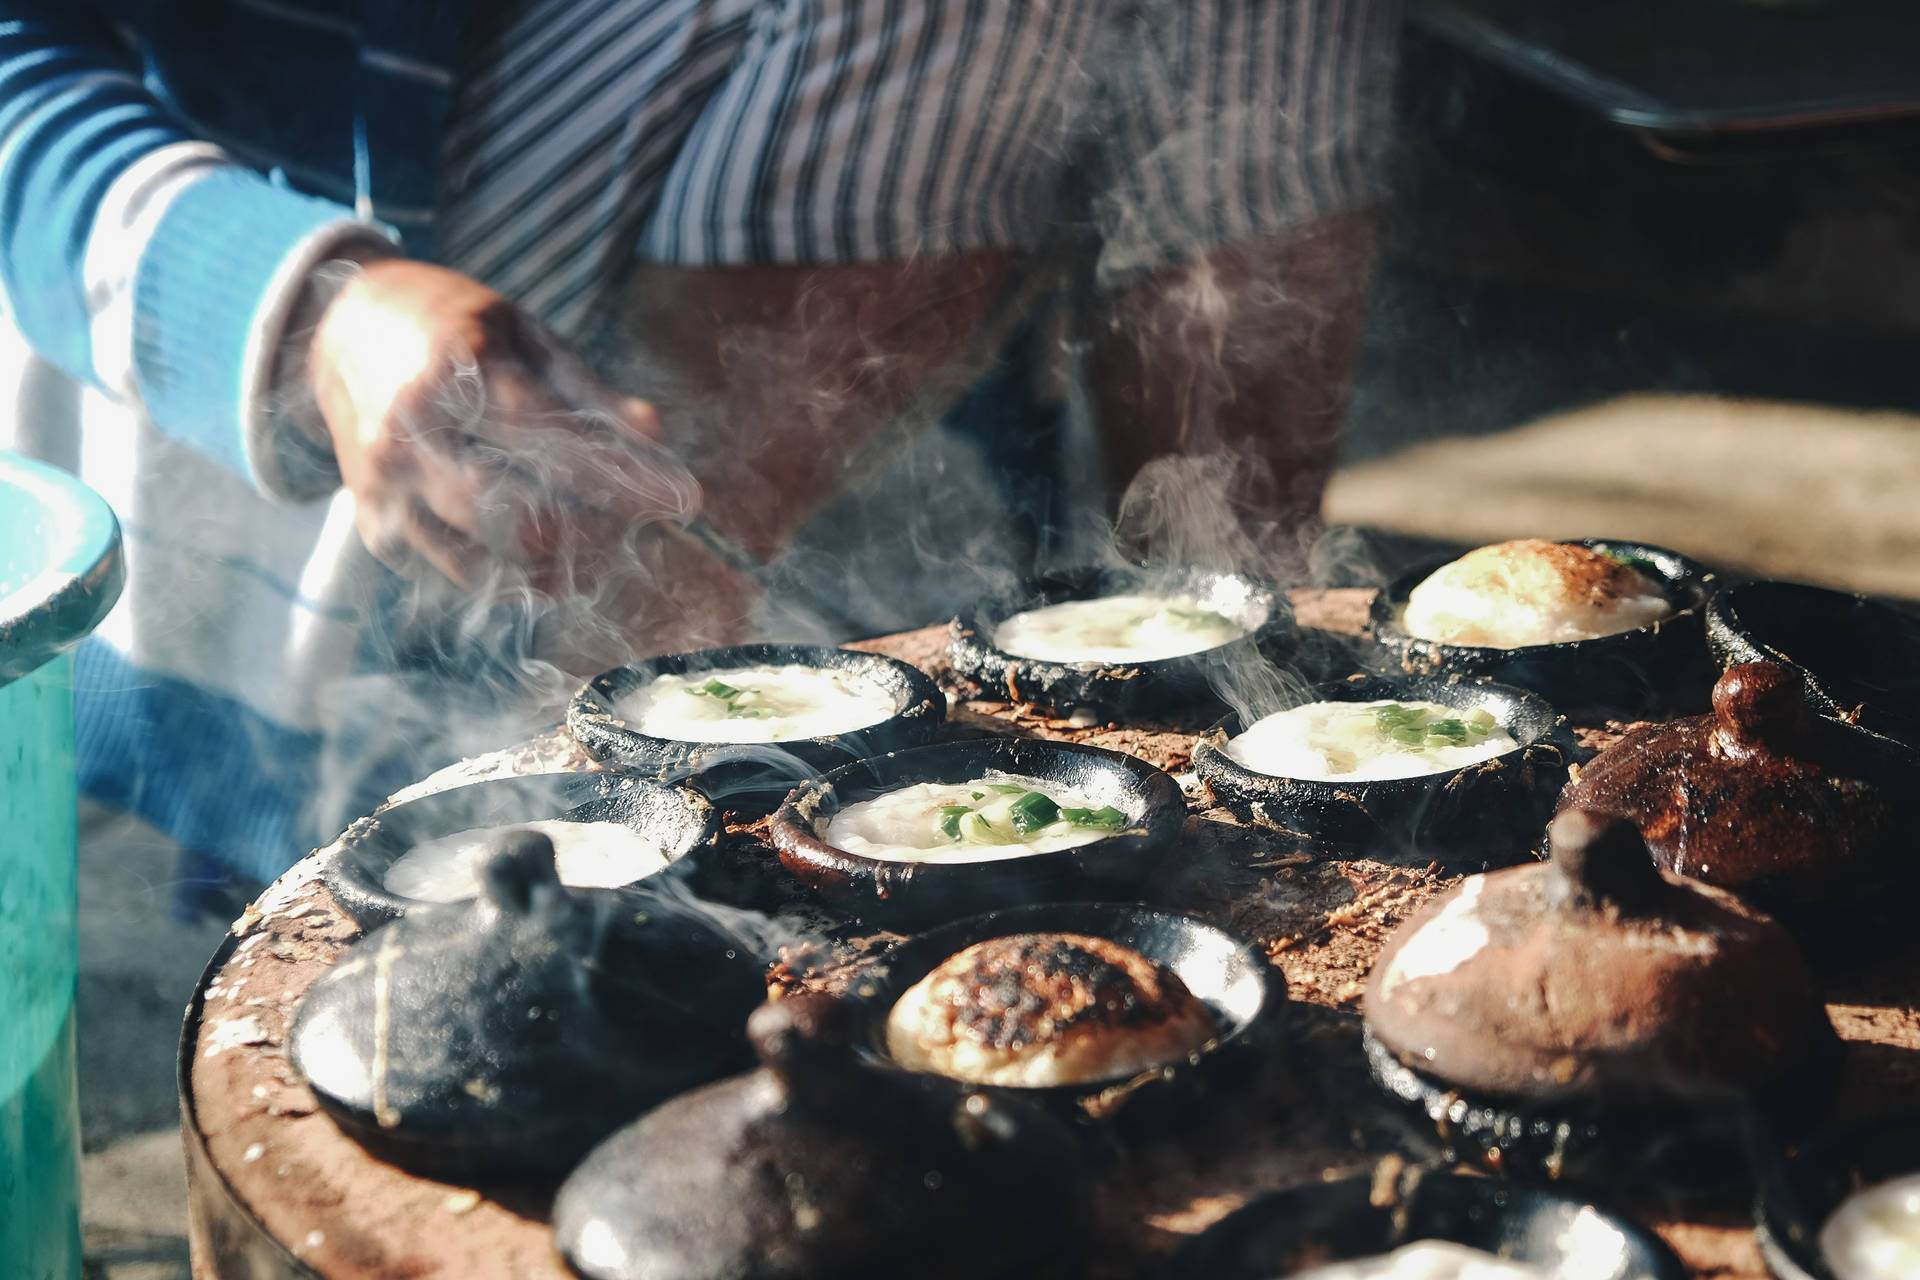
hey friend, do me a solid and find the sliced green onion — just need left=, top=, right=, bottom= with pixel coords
left=1374, top=704, right=1430, bottom=733
left=1603, top=550, right=1660, bottom=576
left=970, top=791, right=985, bottom=801
left=972, top=814, right=996, bottom=838
left=1389, top=725, right=1426, bottom=745
left=1008, top=791, right=1062, bottom=835
left=986, top=783, right=1027, bottom=795
left=937, top=805, right=972, bottom=840
left=691, top=678, right=744, bottom=700
left=1059, top=804, right=1127, bottom=830
left=1465, top=708, right=1497, bottom=733
left=1424, top=718, right=1469, bottom=744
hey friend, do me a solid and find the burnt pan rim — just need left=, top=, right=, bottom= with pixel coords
left=769, top=736, right=1187, bottom=927
left=841, top=900, right=1281, bottom=1105
left=1708, top=579, right=1920, bottom=753
left=1754, top=1109, right=1920, bottom=1280
left=318, top=770, right=720, bottom=928
left=1161, top=1168, right=1689, bottom=1280
left=947, top=564, right=1292, bottom=715
left=567, top=643, right=946, bottom=778
left=1363, top=1022, right=1843, bottom=1186
left=1193, top=674, right=1568, bottom=806
left=1369, top=538, right=1715, bottom=657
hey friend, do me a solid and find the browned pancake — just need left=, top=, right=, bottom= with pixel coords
left=886, top=933, right=1219, bottom=1087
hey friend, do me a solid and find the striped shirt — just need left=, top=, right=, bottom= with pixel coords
left=0, top=0, right=1398, bottom=883
left=442, top=0, right=1399, bottom=338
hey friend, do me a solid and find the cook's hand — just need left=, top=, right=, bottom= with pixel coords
left=293, top=258, right=702, bottom=594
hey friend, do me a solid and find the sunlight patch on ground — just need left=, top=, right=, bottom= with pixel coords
left=1326, top=394, right=1920, bottom=599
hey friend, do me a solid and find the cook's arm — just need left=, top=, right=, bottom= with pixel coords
left=0, top=6, right=394, bottom=500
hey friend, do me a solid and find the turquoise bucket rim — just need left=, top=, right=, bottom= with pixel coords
left=0, top=452, right=124, bottom=689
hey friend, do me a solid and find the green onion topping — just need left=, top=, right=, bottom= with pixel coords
left=1008, top=791, right=1062, bottom=835
left=1060, top=805, right=1127, bottom=830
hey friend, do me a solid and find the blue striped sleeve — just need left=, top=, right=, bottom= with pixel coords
left=0, top=11, right=177, bottom=382
left=0, top=6, right=394, bottom=498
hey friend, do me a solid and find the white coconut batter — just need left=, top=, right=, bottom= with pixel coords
left=617, top=664, right=899, bottom=744
left=1293, top=1241, right=1553, bottom=1280
left=1822, top=1172, right=1920, bottom=1280
left=993, top=595, right=1247, bottom=664
left=381, top=820, right=673, bottom=903
left=1224, top=699, right=1517, bottom=782
left=825, top=771, right=1127, bottom=864
left=1402, top=540, right=1673, bottom=649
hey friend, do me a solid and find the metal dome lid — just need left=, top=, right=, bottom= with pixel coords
left=1364, top=809, right=1828, bottom=1108
left=553, top=993, right=1088, bottom=1280
left=1556, top=661, right=1919, bottom=916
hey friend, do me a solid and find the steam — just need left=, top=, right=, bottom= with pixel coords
left=274, top=0, right=1401, bottom=874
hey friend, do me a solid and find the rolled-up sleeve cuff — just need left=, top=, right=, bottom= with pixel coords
left=131, top=168, right=397, bottom=501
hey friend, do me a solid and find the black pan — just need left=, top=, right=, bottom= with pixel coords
left=1193, top=674, right=1576, bottom=861
left=844, top=901, right=1281, bottom=1126
left=948, top=565, right=1291, bottom=720
left=1163, top=1167, right=1688, bottom=1278
left=318, top=770, right=719, bottom=927
left=568, top=644, right=944, bottom=811
left=770, top=737, right=1187, bottom=927
left=1368, top=538, right=1715, bottom=714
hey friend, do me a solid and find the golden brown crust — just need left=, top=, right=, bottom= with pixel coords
left=1404, top=540, right=1671, bottom=648
left=886, top=933, right=1220, bottom=1087
left=1444, top=540, right=1647, bottom=609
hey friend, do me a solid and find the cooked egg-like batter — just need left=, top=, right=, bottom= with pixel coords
left=825, top=771, right=1125, bottom=863
left=1225, top=699, right=1516, bottom=781
left=1822, top=1172, right=1920, bottom=1280
left=1402, top=540, right=1672, bottom=649
left=382, top=820, right=672, bottom=903
left=617, top=664, right=899, bottom=744
left=993, top=594, right=1247, bottom=664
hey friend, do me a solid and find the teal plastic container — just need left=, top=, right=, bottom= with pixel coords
left=0, top=453, right=123, bottom=1279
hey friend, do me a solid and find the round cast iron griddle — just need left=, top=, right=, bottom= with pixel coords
left=843, top=901, right=1281, bottom=1127
left=317, top=770, right=719, bottom=927
left=1368, top=538, right=1716, bottom=714
left=566, top=644, right=944, bottom=809
left=947, top=565, right=1293, bottom=720
left=769, top=736, right=1186, bottom=927
left=1163, top=1167, right=1689, bottom=1279
left=1191, top=673, right=1577, bottom=860
left=1707, top=579, right=1920, bottom=755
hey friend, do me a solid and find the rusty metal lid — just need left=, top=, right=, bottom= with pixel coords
left=1556, top=662, right=1917, bottom=913
left=1364, top=810, right=1825, bottom=1107
left=553, top=994, right=1088, bottom=1280
left=290, top=830, right=763, bottom=1178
